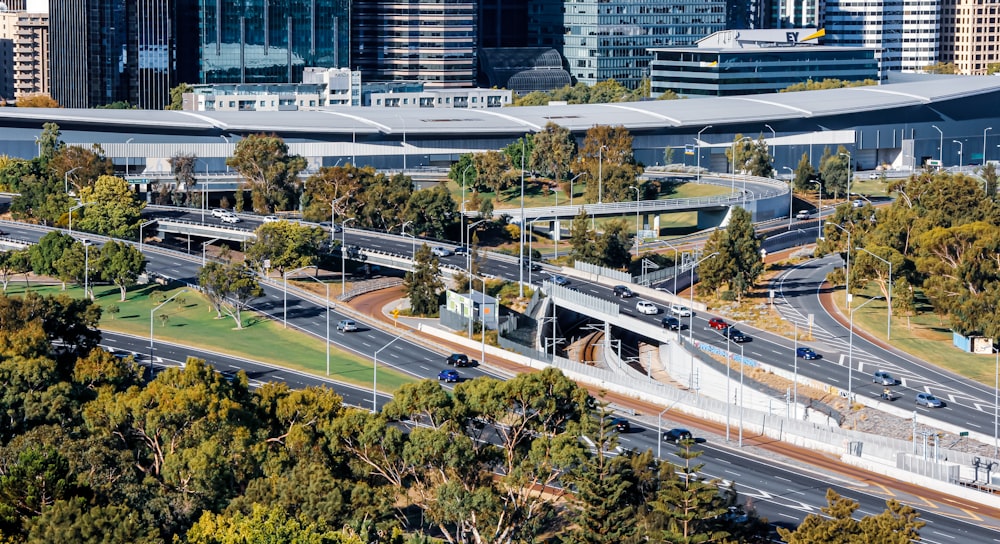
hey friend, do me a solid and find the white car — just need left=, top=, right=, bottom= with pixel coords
left=431, top=246, right=453, bottom=257
left=669, top=304, right=692, bottom=317
left=262, top=215, right=280, bottom=223
left=211, top=208, right=229, bottom=218
left=636, top=300, right=659, bottom=315
left=220, top=212, right=241, bottom=224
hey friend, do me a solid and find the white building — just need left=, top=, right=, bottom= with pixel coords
left=181, top=68, right=362, bottom=111
left=824, top=0, right=940, bottom=75
left=302, top=67, right=361, bottom=107
left=368, top=87, right=513, bottom=109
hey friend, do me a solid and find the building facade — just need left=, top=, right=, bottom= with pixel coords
left=649, top=29, right=878, bottom=97
left=823, top=0, right=940, bottom=74
left=941, top=0, right=1000, bottom=74
left=351, top=0, right=477, bottom=88
left=367, top=87, right=511, bottom=108
left=0, top=9, right=48, bottom=101
left=196, top=0, right=350, bottom=84
left=529, top=0, right=727, bottom=89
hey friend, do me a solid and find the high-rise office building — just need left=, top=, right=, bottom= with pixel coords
left=0, top=1, right=26, bottom=10
left=0, top=9, right=48, bottom=101
left=479, top=0, right=528, bottom=48
left=941, top=0, right=1000, bottom=74
left=769, top=0, right=823, bottom=28
left=352, top=0, right=477, bottom=88
left=196, top=0, right=350, bottom=84
left=529, top=0, right=727, bottom=89
left=823, top=0, right=940, bottom=74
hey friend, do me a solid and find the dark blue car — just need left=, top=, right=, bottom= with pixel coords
left=438, top=369, right=460, bottom=383
left=796, top=347, right=819, bottom=360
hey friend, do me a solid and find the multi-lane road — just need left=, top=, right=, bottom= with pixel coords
left=3, top=209, right=1000, bottom=538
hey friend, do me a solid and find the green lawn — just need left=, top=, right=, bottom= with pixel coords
left=833, top=287, right=997, bottom=386
left=2, top=282, right=417, bottom=392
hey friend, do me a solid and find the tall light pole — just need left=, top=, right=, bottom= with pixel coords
left=401, top=220, right=415, bottom=259
left=568, top=171, right=587, bottom=207
left=662, top=239, right=680, bottom=295
left=597, top=145, right=607, bottom=203
left=953, top=140, right=963, bottom=167
left=331, top=195, right=348, bottom=242
left=985, top=127, right=993, bottom=166
left=839, top=151, right=852, bottom=201
left=139, top=219, right=157, bottom=252
left=519, top=139, right=526, bottom=297
left=629, top=185, right=640, bottom=254
left=696, top=125, right=712, bottom=183
left=150, top=289, right=188, bottom=365
left=782, top=166, right=794, bottom=228
left=461, top=164, right=474, bottom=248
left=341, top=217, right=357, bottom=296
left=466, top=219, right=488, bottom=340
left=932, top=125, right=943, bottom=164
left=466, top=219, right=488, bottom=273
left=856, top=247, right=892, bottom=340
left=68, top=202, right=90, bottom=233
left=737, top=341, right=745, bottom=447
left=725, top=319, right=742, bottom=441
left=764, top=124, right=776, bottom=162
left=373, top=335, right=403, bottom=413
left=657, top=406, right=670, bottom=458
left=125, top=137, right=134, bottom=177
left=730, top=136, right=753, bottom=196
left=689, top=252, right=719, bottom=342
left=810, top=180, right=823, bottom=240
left=64, top=166, right=81, bottom=194
left=82, top=239, right=93, bottom=300
left=827, top=222, right=852, bottom=308
left=849, top=296, right=883, bottom=402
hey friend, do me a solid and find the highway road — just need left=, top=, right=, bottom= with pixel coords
left=3, top=212, right=1000, bottom=537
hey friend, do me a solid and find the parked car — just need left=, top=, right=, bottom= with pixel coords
left=724, top=327, right=749, bottom=343
left=431, top=246, right=453, bottom=257
left=708, top=318, right=727, bottom=330
left=662, top=428, right=693, bottom=443
left=336, top=319, right=358, bottom=332
left=636, top=300, right=659, bottom=315
left=661, top=316, right=681, bottom=331
left=549, top=274, right=570, bottom=286
left=796, top=347, right=819, bottom=360
left=262, top=215, right=280, bottom=223
left=613, top=285, right=634, bottom=298
left=610, top=417, right=631, bottom=432
left=872, top=370, right=896, bottom=386
left=211, top=208, right=228, bottom=218
left=916, top=392, right=943, bottom=408
left=220, top=212, right=241, bottom=224
left=669, top=304, right=692, bottom=317
left=796, top=210, right=811, bottom=220
left=446, top=353, right=470, bottom=367
left=438, top=369, right=460, bottom=383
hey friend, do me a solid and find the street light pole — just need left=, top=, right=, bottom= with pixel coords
left=519, top=139, right=526, bottom=298
left=125, top=137, right=134, bottom=177
left=330, top=195, right=348, bottom=242
left=461, top=164, right=473, bottom=248
left=629, top=185, right=640, bottom=254
left=662, top=239, right=680, bottom=295
left=696, top=125, right=712, bottom=183
left=373, top=335, right=403, bottom=413
left=782, top=166, right=794, bottom=228
left=68, top=202, right=90, bottom=234
left=932, top=125, right=943, bottom=164
left=64, top=166, right=81, bottom=194
left=849, top=296, right=883, bottom=403
left=568, top=171, right=586, bottom=208
left=150, top=289, right=188, bottom=366
left=139, top=219, right=156, bottom=252
left=689, top=252, right=719, bottom=343
left=341, top=217, right=357, bottom=296
left=738, top=342, right=745, bottom=447
left=856, top=246, right=893, bottom=340
left=810, top=180, right=823, bottom=240
left=730, top=136, right=753, bottom=196
left=827, top=222, right=852, bottom=308
left=401, top=221, right=415, bottom=259
left=985, top=127, right=993, bottom=166
left=953, top=140, right=963, bottom=167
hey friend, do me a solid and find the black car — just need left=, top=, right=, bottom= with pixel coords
left=446, top=353, right=470, bottom=367
left=661, top=316, right=681, bottom=331
left=610, top=418, right=631, bottom=432
left=662, top=428, right=693, bottom=443
left=612, top=285, right=634, bottom=298
left=724, top=327, right=749, bottom=343
left=521, top=259, right=542, bottom=271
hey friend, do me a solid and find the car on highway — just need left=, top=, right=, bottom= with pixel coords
left=869, top=171, right=881, bottom=179
left=613, top=285, right=634, bottom=298
left=662, top=428, right=693, bottom=443
left=211, top=208, right=229, bottom=218
left=549, top=274, right=570, bottom=286
left=852, top=199, right=865, bottom=208
left=796, top=347, right=819, bottom=360
left=723, top=327, right=749, bottom=343
left=262, top=215, right=280, bottom=223
left=796, top=210, right=811, bottom=220
left=431, top=246, right=453, bottom=257
left=520, top=259, right=542, bottom=271
left=610, top=417, right=631, bottom=432
left=636, top=300, right=659, bottom=315
left=454, top=246, right=468, bottom=256
left=708, top=318, right=727, bottom=330
left=336, top=319, right=358, bottom=332
left=661, top=316, right=681, bottom=330
left=669, top=304, right=692, bottom=317
left=915, top=392, right=943, bottom=408
left=438, top=369, right=460, bottom=383
left=446, top=353, right=470, bottom=367
left=873, top=370, right=896, bottom=386
left=220, top=212, right=241, bottom=224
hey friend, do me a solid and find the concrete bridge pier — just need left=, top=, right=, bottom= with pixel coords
left=696, top=207, right=730, bottom=230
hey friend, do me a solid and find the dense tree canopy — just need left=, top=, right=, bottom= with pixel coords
left=226, top=134, right=307, bottom=213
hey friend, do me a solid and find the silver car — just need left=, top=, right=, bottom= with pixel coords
left=915, top=392, right=943, bottom=408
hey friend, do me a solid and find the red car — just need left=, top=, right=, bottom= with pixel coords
left=708, top=318, right=727, bottom=330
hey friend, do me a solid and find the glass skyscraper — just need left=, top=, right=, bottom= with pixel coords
left=197, top=0, right=350, bottom=84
